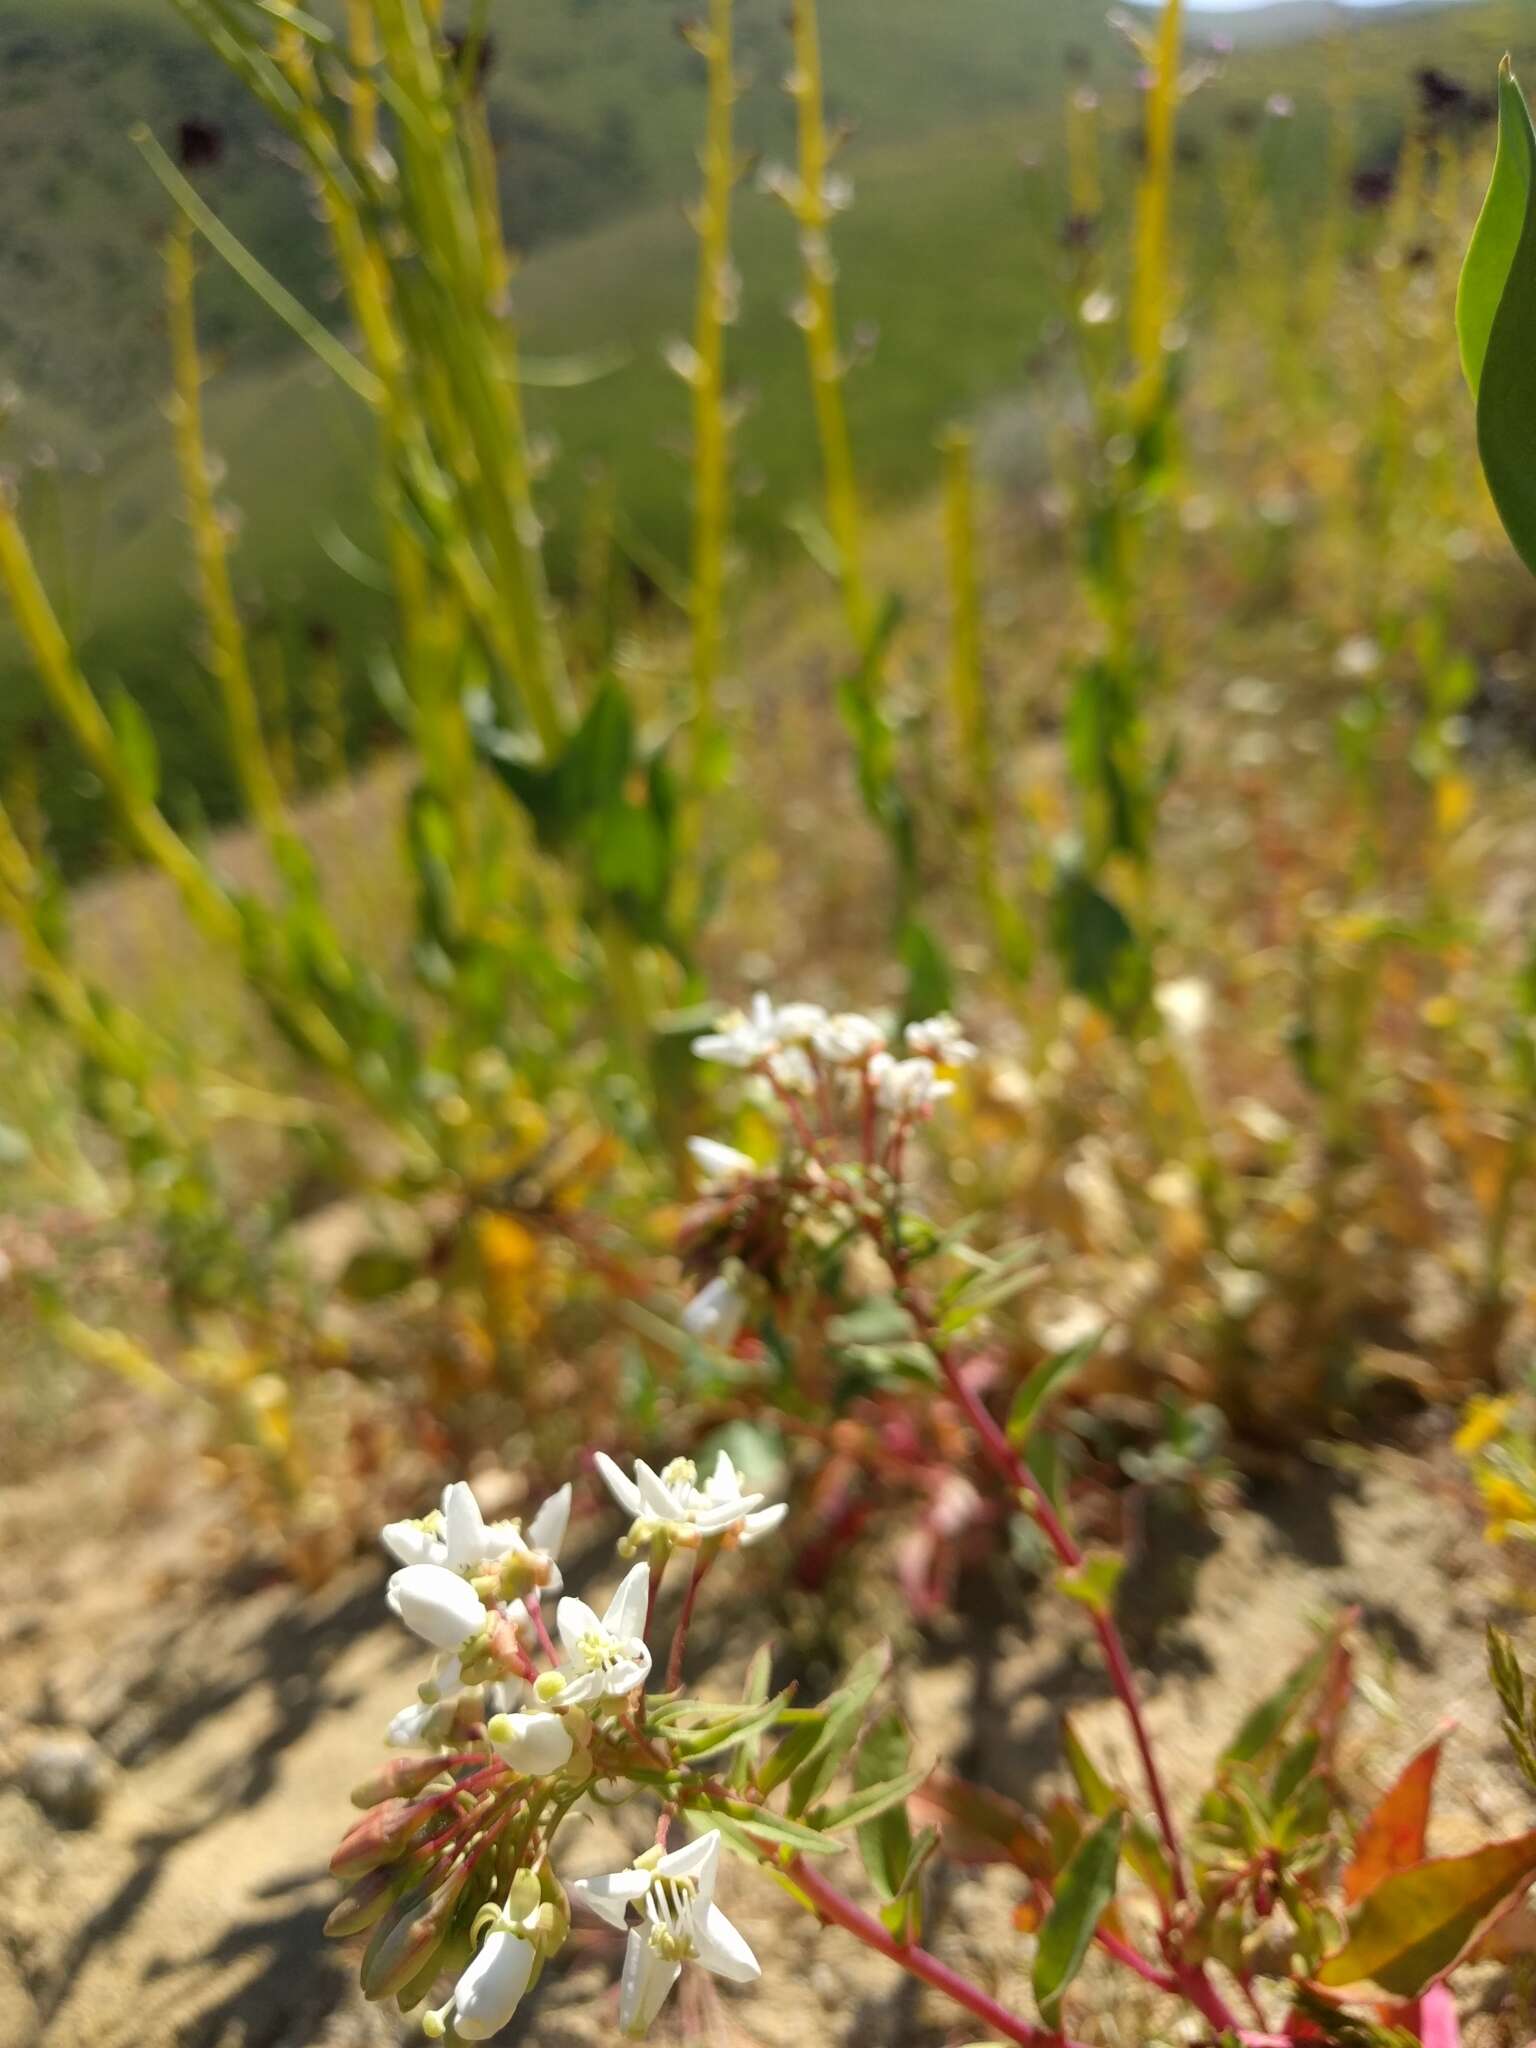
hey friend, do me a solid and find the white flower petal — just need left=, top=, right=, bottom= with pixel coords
left=388, top=1564, right=486, bottom=1651
left=381, top=1518, right=444, bottom=1568
left=655, top=1831, right=720, bottom=1893
left=601, top=1650, right=651, bottom=1698
left=634, top=1461, right=682, bottom=1519
left=605, top=1560, right=652, bottom=1645
left=687, top=1137, right=757, bottom=1181
left=527, top=1482, right=572, bottom=1559
left=595, top=1452, right=644, bottom=1518
left=569, top=1868, right=655, bottom=1931
left=620, top=1927, right=681, bottom=2037
left=454, top=1928, right=536, bottom=2039
left=740, top=1501, right=789, bottom=1546
left=556, top=1595, right=602, bottom=1661
left=442, top=1481, right=492, bottom=1570
left=694, top=1902, right=761, bottom=1984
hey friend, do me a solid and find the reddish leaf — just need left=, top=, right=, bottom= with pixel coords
left=1318, top=1827, right=1536, bottom=1997
left=1342, top=1738, right=1443, bottom=1906
left=910, top=1770, right=1053, bottom=1877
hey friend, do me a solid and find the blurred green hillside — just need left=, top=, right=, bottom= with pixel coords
left=1, top=0, right=1530, bottom=870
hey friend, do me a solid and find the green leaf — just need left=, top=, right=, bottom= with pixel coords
left=848, top=1711, right=916, bottom=1900
left=823, top=1761, right=933, bottom=1843
left=1048, top=864, right=1152, bottom=1030
left=1221, top=1638, right=1329, bottom=1767
left=731, top=1646, right=776, bottom=1791
left=685, top=1794, right=843, bottom=1856
left=787, top=1646, right=891, bottom=1814
left=1317, top=1828, right=1536, bottom=1997
left=1060, top=1715, right=1119, bottom=1819
left=107, top=684, right=160, bottom=805
left=1032, top=1810, right=1123, bottom=2030
left=1008, top=1334, right=1101, bottom=1445
left=1470, top=61, right=1536, bottom=577
left=1056, top=1551, right=1125, bottom=1616
left=1459, top=59, right=1536, bottom=398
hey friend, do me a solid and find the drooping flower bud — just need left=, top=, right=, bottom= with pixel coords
left=487, top=1709, right=575, bottom=1777
left=330, top=1796, right=435, bottom=1880
left=324, top=1866, right=398, bottom=1939
left=351, top=1754, right=452, bottom=1810
left=360, top=1864, right=470, bottom=2002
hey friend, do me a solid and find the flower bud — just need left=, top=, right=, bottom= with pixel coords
left=388, top=1564, right=487, bottom=1651
left=402, top=1930, right=472, bottom=2016
left=486, top=1709, right=575, bottom=1777
left=360, top=1865, right=469, bottom=2002
left=324, top=1866, right=398, bottom=1939
left=351, top=1754, right=451, bottom=1810
left=533, top=1670, right=566, bottom=1703
left=330, top=1797, right=434, bottom=1880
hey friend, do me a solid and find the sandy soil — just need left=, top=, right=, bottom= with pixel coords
left=0, top=1417, right=1530, bottom=2048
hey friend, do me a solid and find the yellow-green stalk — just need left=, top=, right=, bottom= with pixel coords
left=166, top=222, right=301, bottom=866
left=688, top=0, right=738, bottom=745
left=786, top=0, right=873, bottom=651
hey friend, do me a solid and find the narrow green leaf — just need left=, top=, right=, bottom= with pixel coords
left=849, top=1710, right=916, bottom=1901
left=823, top=1766, right=927, bottom=1840
left=106, top=684, right=160, bottom=806
left=686, top=1794, right=843, bottom=1856
left=1032, top=1810, right=1123, bottom=2030
left=1221, top=1639, right=1329, bottom=1767
left=788, top=1646, right=890, bottom=1815
left=1060, top=1715, right=1119, bottom=1819
left=1458, top=59, right=1535, bottom=397
left=1008, top=1335, right=1101, bottom=1446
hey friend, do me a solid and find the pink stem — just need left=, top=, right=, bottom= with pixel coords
left=666, top=1548, right=714, bottom=1692
left=937, top=1346, right=1189, bottom=1908
left=525, top=1592, right=560, bottom=1668
left=786, top=1854, right=1089, bottom=2048
left=1096, top=1927, right=1178, bottom=1994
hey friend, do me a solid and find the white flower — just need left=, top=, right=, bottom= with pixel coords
left=770, top=1001, right=827, bottom=1044
left=686, top=1137, right=758, bottom=1184
left=871, top=1052, right=953, bottom=1115
left=762, top=1045, right=815, bottom=1095
left=1154, top=976, right=1211, bottom=1046
left=554, top=1562, right=652, bottom=1704
left=681, top=1274, right=746, bottom=1347
left=595, top=1450, right=786, bottom=1550
left=386, top=1697, right=452, bottom=1748
left=812, top=1011, right=885, bottom=1065
left=694, top=993, right=777, bottom=1068
left=903, top=1013, right=977, bottom=1065
left=570, top=1832, right=759, bottom=2037
left=487, top=1708, right=575, bottom=1776
left=381, top=1480, right=571, bottom=1593
left=386, top=1563, right=488, bottom=1652
left=430, top=1872, right=551, bottom=2040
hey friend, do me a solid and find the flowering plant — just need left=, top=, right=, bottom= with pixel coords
left=322, top=1000, right=1536, bottom=2045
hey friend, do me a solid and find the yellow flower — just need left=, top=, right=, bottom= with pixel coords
left=1456, top=1396, right=1514, bottom=1458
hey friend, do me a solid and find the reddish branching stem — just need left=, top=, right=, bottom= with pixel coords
left=666, top=1546, right=715, bottom=1692
left=785, top=1853, right=1089, bottom=2048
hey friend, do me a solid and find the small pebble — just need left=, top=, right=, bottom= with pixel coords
left=20, top=1733, right=113, bottom=1829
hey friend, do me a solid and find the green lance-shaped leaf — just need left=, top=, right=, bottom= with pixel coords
left=1220, top=1636, right=1330, bottom=1768
left=1008, top=1333, right=1101, bottom=1446
left=1463, top=61, right=1536, bottom=576
left=1458, top=60, right=1535, bottom=397
left=1317, top=1828, right=1536, bottom=1998
left=1032, top=1809, right=1123, bottom=2031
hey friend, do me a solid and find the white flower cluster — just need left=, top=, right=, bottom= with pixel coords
left=596, top=1449, right=788, bottom=1556
left=369, top=1463, right=779, bottom=2039
left=693, top=994, right=976, bottom=1108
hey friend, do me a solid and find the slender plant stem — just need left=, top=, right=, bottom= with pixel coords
left=784, top=1854, right=1089, bottom=2048
left=934, top=1343, right=1188, bottom=1906
left=666, top=1548, right=715, bottom=1691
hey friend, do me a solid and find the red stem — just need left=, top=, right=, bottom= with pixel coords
left=937, top=1345, right=1189, bottom=1908
left=666, top=1547, right=714, bottom=1692
left=1096, top=1926, right=1178, bottom=1994
left=525, top=1592, right=560, bottom=1668
left=786, top=1853, right=1088, bottom=2048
